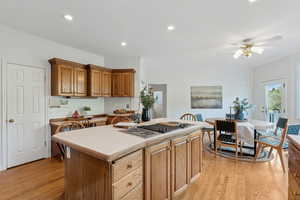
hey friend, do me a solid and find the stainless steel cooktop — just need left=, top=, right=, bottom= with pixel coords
left=124, top=122, right=193, bottom=138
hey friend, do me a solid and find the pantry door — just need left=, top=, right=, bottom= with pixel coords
left=7, top=63, right=47, bottom=168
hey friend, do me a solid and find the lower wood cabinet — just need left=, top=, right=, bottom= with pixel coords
left=171, top=132, right=202, bottom=198
left=171, top=136, right=189, bottom=196
left=289, top=141, right=300, bottom=200
left=189, top=132, right=202, bottom=182
left=145, top=132, right=202, bottom=200
left=145, top=141, right=171, bottom=200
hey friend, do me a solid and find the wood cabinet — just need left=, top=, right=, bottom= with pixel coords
left=171, top=136, right=189, bottom=196
left=65, top=149, right=143, bottom=200
left=288, top=140, right=300, bottom=200
left=49, top=58, right=87, bottom=96
left=102, top=71, right=112, bottom=96
left=170, top=132, right=202, bottom=197
left=88, top=65, right=112, bottom=97
left=145, top=141, right=171, bottom=200
left=189, top=132, right=202, bottom=182
left=50, top=58, right=135, bottom=97
left=112, top=69, right=135, bottom=97
left=74, top=66, right=88, bottom=96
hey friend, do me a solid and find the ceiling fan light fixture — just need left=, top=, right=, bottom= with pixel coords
left=233, top=49, right=243, bottom=59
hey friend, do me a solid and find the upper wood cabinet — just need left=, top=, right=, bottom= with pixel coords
left=112, top=69, right=135, bottom=97
left=87, top=65, right=112, bottom=97
left=49, top=58, right=135, bottom=97
left=49, top=58, right=87, bottom=96
left=145, top=141, right=171, bottom=200
left=74, top=66, right=88, bottom=96
left=102, top=71, right=112, bottom=97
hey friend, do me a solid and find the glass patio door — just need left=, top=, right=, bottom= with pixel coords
left=263, top=80, right=287, bottom=123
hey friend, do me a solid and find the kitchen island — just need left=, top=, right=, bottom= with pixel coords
left=52, top=119, right=208, bottom=200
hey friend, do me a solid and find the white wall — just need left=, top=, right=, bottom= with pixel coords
left=104, top=55, right=142, bottom=114
left=0, top=25, right=105, bottom=170
left=141, top=56, right=252, bottom=120
left=252, top=54, right=300, bottom=123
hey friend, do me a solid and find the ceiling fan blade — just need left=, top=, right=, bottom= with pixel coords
left=251, top=46, right=264, bottom=55
left=253, top=35, right=283, bottom=45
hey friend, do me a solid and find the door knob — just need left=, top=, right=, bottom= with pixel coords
left=8, top=119, right=15, bottom=123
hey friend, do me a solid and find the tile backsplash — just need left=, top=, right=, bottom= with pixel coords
left=48, top=96, right=105, bottom=119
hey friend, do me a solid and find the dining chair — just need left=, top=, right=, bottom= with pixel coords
left=111, top=116, right=132, bottom=125
left=54, top=121, right=85, bottom=160
left=255, top=117, right=288, bottom=172
left=180, top=113, right=197, bottom=121
left=195, top=113, right=214, bottom=147
left=215, top=120, right=242, bottom=159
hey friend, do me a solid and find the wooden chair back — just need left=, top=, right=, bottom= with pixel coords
left=55, top=121, right=85, bottom=134
left=275, top=118, right=288, bottom=146
left=180, top=113, right=197, bottom=121
left=111, top=116, right=131, bottom=125
left=215, top=120, right=238, bottom=139
left=54, top=121, right=85, bottom=160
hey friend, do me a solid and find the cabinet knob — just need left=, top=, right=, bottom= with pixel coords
left=127, top=164, right=133, bottom=169
left=8, top=119, right=15, bottom=123
left=127, top=182, right=133, bottom=187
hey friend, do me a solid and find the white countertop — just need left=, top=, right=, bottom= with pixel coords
left=52, top=119, right=210, bottom=161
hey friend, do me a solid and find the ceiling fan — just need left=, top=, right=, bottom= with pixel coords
left=230, top=35, right=283, bottom=59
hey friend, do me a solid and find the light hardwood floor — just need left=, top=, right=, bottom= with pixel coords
left=0, top=147, right=287, bottom=200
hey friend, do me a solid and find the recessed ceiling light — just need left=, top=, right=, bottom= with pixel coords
left=248, top=0, right=257, bottom=3
left=121, top=42, right=127, bottom=46
left=64, top=14, right=73, bottom=21
left=167, top=25, right=175, bottom=31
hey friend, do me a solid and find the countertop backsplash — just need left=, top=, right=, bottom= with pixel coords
left=48, top=96, right=105, bottom=119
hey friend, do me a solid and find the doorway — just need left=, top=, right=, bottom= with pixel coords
left=6, top=63, right=47, bottom=168
left=263, top=80, right=287, bottom=123
left=149, top=84, right=167, bottom=118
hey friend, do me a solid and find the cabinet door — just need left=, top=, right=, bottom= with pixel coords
left=171, top=136, right=189, bottom=197
left=58, top=64, right=74, bottom=96
left=112, top=73, right=123, bottom=97
left=123, top=73, right=134, bottom=97
left=102, top=71, right=112, bottom=96
left=145, top=141, right=171, bottom=200
left=90, top=70, right=102, bottom=96
left=189, top=132, right=202, bottom=182
left=74, top=67, right=87, bottom=96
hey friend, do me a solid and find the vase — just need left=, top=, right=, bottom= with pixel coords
left=142, top=108, right=151, bottom=122
left=235, top=112, right=245, bottom=120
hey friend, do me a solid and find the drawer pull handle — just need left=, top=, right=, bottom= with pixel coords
left=293, top=192, right=300, bottom=196
left=127, top=164, right=133, bottom=169
left=127, top=182, right=133, bottom=187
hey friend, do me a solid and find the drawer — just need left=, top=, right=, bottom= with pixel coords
left=113, top=167, right=143, bottom=200
left=112, top=150, right=143, bottom=183
left=121, top=183, right=143, bottom=200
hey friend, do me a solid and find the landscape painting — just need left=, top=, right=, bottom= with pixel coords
left=191, top=86, right=223, bottom=109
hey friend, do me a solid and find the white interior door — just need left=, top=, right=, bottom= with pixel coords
left=7, top=63, right=47, bottom=168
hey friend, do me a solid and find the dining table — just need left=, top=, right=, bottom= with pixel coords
left=205, top=118, right=274, bottom=156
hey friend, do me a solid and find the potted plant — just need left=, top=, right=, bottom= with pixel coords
left=232, top=97, right=253, bottom=120
left=83, top=106, right=92, bottom=116
left=140, top=86, right=155, bottom=121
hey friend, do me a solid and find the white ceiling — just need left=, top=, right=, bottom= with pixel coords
left=0, top=0, right=300, bottom=67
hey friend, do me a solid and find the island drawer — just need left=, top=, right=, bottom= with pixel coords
left=121, top=183, right=143, bottom=200
left=112, top=150, right=143, bottom=183
left=112, top=166, right=143, bottom=200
